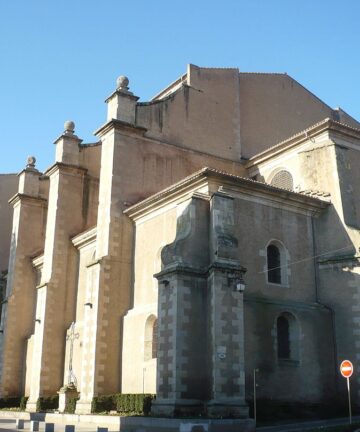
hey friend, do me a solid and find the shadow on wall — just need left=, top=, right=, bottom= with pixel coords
left=244, top=199, right=360, bottom=421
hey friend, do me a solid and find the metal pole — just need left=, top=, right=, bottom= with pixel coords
left=347, top=377, right=352, bottom=424
left=253, top=368, right=257, bottom=427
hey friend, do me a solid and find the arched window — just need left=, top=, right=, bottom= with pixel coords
left=266, top=240, right=289, bottom=286
left=276, top=312, right=300, bottom=362
left=277, top=315, right=290, bottom=359
left=267, top=244, right=281, bottom=284
left=270, top=170, right=294, bottom=191
left=144, top=315, right=158, bottom=361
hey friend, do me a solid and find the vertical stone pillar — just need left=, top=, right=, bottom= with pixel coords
left=207, top=192, right=248, bottom=418
left=153, top=271, right=209, bottom=416
left=0, top=157, right=46, bottom=398
left=105, top=75, right=139, bottom=123
left=152, top=196, right=210, bottom=416
left=76, top=77, right=139, bottom=413
left=26, top=123, right=86, bottom=411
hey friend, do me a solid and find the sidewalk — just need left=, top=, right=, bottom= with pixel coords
left=0, top=419, right=101, bottom=432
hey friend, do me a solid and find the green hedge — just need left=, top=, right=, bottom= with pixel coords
left=0, top=397, right=22, bottom=409
left=0, top=396, right=28, bottom=410
left=91, top=395, right=116, bottom=413
left=91, top=393, right=155, bottom=415
left=36, top=395, right=59, bottom=412
left=64, top=397, right=79, bottom=414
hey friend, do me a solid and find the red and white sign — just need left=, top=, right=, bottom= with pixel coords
left=340, top=360, right=354, bottom=378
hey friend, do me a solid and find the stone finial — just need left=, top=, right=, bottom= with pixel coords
left=26, top=156, right=36, bottom=169
left=64, top=120, right=75, bottom=135
left=116, top=75, right=129, bottom=91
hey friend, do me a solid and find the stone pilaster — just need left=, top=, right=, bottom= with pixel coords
left=207, top=191, right=248, bottom=418
left=152, top=196, right=210, bottom=416
left=153, top=267, right=209, bottom=416
left=207, top=263, right=248, bottom=418
left=0, top=158, right=46, bottom=398
left=26, top=125, right=86, bottom=411
left=76, top=80, right=141, bottom=411
left=105, top=76, right=139, bottom=124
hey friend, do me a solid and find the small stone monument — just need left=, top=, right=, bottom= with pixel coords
left=58, top=383, right=79, bottom=413
left=58, top=322, right=80, bottom=412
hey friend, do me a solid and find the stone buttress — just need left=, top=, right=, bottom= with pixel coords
left=0, top=158, right=46, bottom=398
left=153, top=192, right=248, bottom=418
left=26, top=124, right=87, bottom=411
left=75, top=76, right=140, bottom=413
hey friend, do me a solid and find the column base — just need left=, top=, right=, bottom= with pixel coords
left=207, top=399, right=249, bottom=418
left=57, top=385, right=79, bottom=413
left=75, top=400, right=92, bottom=414
left=25, top=400, right=38, bottom=413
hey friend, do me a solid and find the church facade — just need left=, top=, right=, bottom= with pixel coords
left=1, top=64, right=360, bottom=416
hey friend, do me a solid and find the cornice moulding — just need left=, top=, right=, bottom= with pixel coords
left=44, top=162, right=87, bottom=177
left=71, top=226, right=97, bottom=249
left=94, top=119, right=147, bottom=138
left=124, top=167, right=330, bottom=221
left=246, top=118, right=360, bottom=168
left=8, top=193, right=47, bottom=206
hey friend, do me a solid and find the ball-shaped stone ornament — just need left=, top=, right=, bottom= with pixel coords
left=64, top=120, right=75, bottom=133
left=27, top=156, right=36, bottom=167
left=116, top=75, right=129, bottom=90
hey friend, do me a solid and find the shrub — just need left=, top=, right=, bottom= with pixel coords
left=64, top=397, right=79, bottom=414
left=0, top=398, right=21, bottom=409
left=91, top=394, right=116, bottom=413
left=115, top=393, right=155, bottom=415
left=91, top=393, right=155, bottom=415
left=36, top=395, right=59, bottom=412
left=20, top=397, right=28, bottom=411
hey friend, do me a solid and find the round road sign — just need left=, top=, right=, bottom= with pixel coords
left=340, top=360, right=354, bottom=378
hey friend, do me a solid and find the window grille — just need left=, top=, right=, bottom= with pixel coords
left=270, top=170, right=293, bottom=190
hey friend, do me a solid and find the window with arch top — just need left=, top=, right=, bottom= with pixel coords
left=277, top=315, right=290, bottom=358
left=270, top=170, right=294, bottom=191
left=267, top=244, right=281, bottom=284
left=266, top=240, right=289, bottom=286
left=144, top=315, right=158, bottom=361
left=276, top=312, right=300, bottom=362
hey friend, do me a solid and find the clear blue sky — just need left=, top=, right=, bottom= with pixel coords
left=1, top=0, right=359, bottom=173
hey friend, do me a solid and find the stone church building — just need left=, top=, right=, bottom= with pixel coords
left=1, top=64, right=360, bottom=416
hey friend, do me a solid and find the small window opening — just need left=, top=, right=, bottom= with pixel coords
left=144, top=315, right=158, bottom=361
left=277, top=315, right=290, bottom=359
left=267, top=244, right=281, bottom=284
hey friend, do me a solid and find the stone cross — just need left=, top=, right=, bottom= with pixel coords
left=66, top=321, right=79, bottom=386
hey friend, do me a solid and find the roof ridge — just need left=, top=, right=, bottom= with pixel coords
left=239, top=72, right=286, bottom=76
left=124, top=166, right=330, bottom=217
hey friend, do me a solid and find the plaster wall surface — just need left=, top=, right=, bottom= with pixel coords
left=139, top=66, right=359, bottom=162
left=239, top=73, right=340, bottom=158
left=122, top=203, right=179, bottom=394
